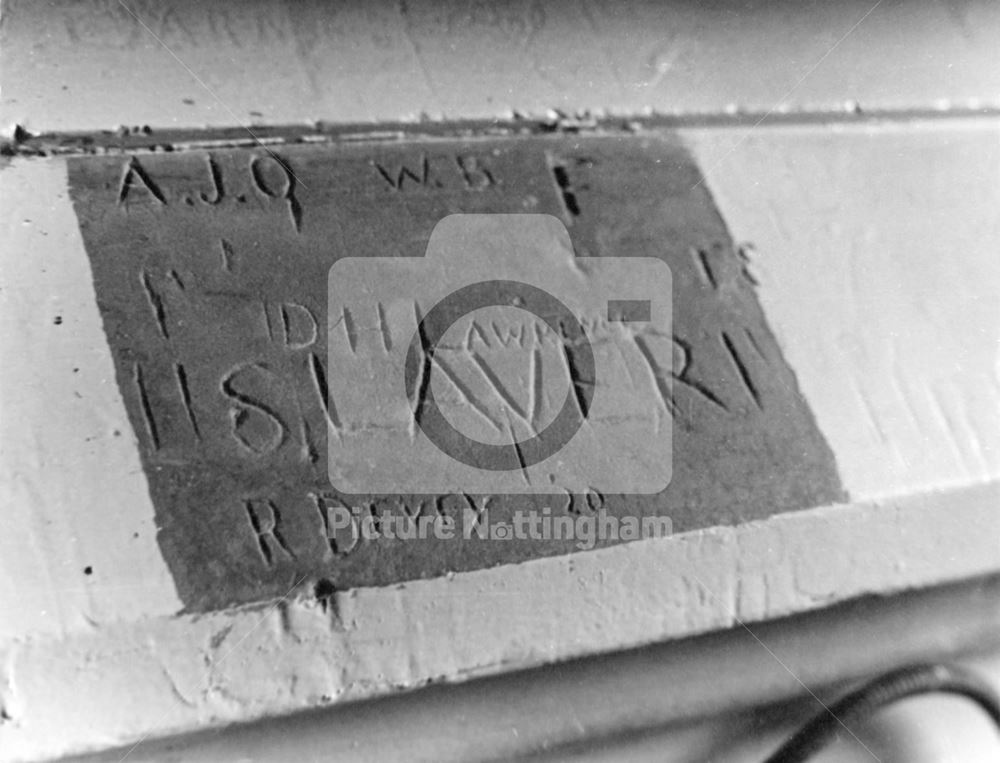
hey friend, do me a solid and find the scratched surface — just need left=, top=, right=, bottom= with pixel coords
left=67, top=134, right=844, bottom=611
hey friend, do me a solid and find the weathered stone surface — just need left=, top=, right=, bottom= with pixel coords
left=67, top=133, right=843, bottom=611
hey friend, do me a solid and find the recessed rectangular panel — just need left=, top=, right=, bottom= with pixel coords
left=66, top=134, right=844, bottom=612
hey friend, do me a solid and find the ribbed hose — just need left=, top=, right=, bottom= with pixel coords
left=763, top=663, right=1000, bottom=763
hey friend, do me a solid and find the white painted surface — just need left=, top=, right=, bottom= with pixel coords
left=53, top=588, right=1000, bottom=763
left=2, top=0, right=999, bottom=134
left=0, top=157, right=183, bottom=643
left=688, top=118, right=1000, bottom=499
left=1, top=481, right=999, bottom=761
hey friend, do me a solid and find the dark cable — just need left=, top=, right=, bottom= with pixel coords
left=762, top=663, right=1000, bottom=763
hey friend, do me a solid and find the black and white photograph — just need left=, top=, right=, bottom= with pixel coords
left=1, top=1, right=998, bottom=761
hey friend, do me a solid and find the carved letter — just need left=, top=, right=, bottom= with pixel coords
left=118, top=158, right=166, bottom=205
left=243, top=499, right=294, bottom=566
left=200, top=155, right=225, bottom=204
left=280, top=302, right=317, bottom=350
left=250, top=153, right=301, bottom=232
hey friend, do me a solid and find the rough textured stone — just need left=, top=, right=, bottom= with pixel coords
left=67, top=133, right=842, bottom=611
